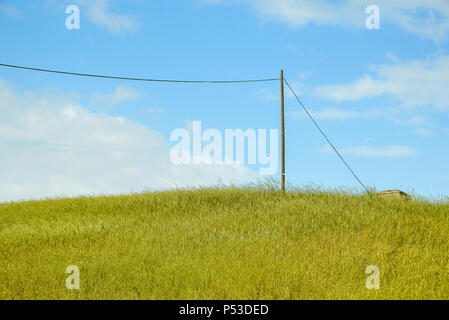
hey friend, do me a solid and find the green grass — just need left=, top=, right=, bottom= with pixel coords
left=0, top=185, right=448, bottom=300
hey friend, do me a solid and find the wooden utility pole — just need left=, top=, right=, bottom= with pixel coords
left=280, top=69, right=285, bottom=193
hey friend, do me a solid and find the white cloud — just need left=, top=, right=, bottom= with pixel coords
left=93, top=85, right=142, bottom=106
left=393, top=116, right=436, bottom=137
left=204, top=0, right=449, bottom=42
left=385, top=52, right=400, bottom=63
left=0, top=79, right=259, bottom=203
left=415, top=128, right=433, bottom=137
left=75, top=0, right=139, bottom=35
left=291, top=106, right=438, bottom=138
left=314, top=55, right=449, bottom=109
left=255, top=88, right=279, bottom=101
left=143, top=106, right=163, bottom=114
left=333, top=145, right=418, bottom=157
left=393, top=116, right=435, bottom=127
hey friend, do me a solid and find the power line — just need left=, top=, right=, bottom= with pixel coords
left=0, top=63, right=279, bottom=84
left=283, top=78, right=370, bottom=194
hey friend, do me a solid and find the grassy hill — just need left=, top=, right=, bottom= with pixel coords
left=0, top=185, right=448, bottom=300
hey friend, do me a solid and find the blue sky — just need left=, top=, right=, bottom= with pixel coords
left=1, top=0, right=449, bottom=201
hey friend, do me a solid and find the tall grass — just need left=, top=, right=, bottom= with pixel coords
left=0, top=185, right=448, bottom=299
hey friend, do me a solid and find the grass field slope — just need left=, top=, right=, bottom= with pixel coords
left=1, top=185, right=448, bottom=300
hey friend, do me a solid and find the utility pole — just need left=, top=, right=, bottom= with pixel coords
left=280, top=69, right=285, bottom=193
